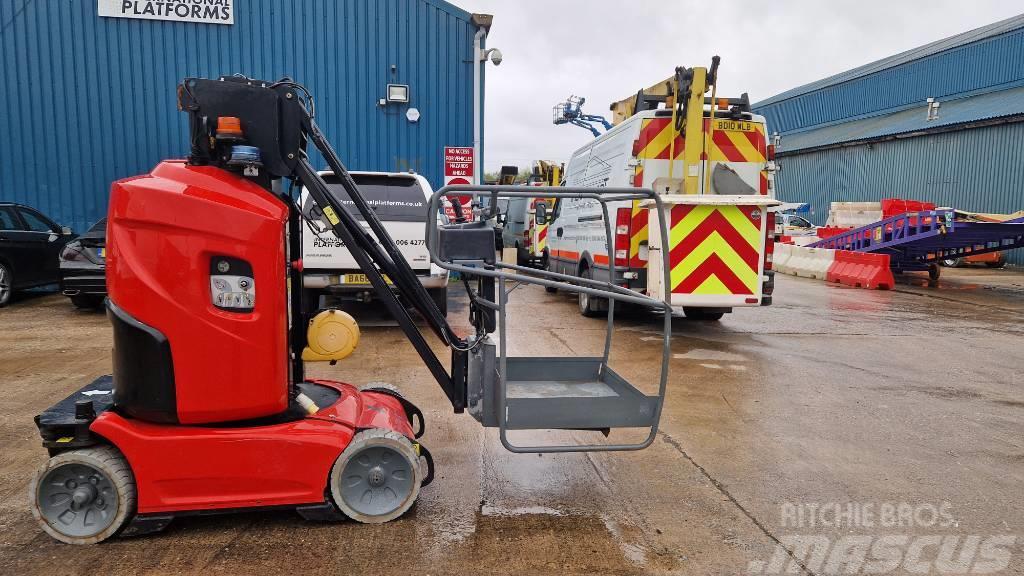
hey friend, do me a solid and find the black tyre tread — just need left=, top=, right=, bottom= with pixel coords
left=0, top=262, right=11, bottom=307
left=578, top=267, right=600, bottom=318
left=30, top=446, right=136, bottom=545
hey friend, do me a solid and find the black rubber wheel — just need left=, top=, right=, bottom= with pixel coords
left=683, top=307, right=725, bottom=321
left=941, top=258, right=963, bottom=268
left=428, top=286, right=448, bottom=317
left=0, top=262, right=12, bottom=307
left=928, top=263, right=941, bottom=282
left=543, top=251, right=557, bottom=292
left=329, top=428, right=422, bottom=523
left=30, top=446, right=136, bottom=545
left=577, top=266, right=601, bottom=318
left=70, top=295, right=104, bottom=310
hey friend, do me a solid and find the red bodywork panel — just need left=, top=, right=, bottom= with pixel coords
left=107, top=161, right=290, bottom=424
left=91, top=381, right=415, bottom=514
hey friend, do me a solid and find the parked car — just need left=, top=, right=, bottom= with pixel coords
left=0, top=203, right=75, bottom=306
left=775, top=212, right=819, bottom=237
left=59, top=218, right=107, bottom=309
left=299, top=171, right=450, bottom=315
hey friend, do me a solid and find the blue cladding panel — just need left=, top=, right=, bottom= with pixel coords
left=774, top=122, right=1024, bottom=265
left=754, top=25, right=1024, bottom=135
left=776, top=86, right=1024, bottom=153
left=0, top=0, right=476, bottom=232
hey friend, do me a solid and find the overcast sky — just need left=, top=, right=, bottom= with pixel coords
left=455, top=1, right=1022, bottom=174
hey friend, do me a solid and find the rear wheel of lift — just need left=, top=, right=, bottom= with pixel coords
left=29, top=446, right=136, bottom=544
left=577, top=267, right=602, bottom=317
left=330, top=428, right=422, bottom=523
left=683, top=307, right=724, bottom=321
left=428, top=286, right=448, bottom=317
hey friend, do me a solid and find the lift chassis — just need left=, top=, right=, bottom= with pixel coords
left=29, top=75, right=672, bottom=544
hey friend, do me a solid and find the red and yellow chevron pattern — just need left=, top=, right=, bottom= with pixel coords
left=629, top=200, right=648, bottom=267
left=668, top=204, right=762, bottom=295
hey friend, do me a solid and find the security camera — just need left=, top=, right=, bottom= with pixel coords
left=487, top=48, right=503, bottom=66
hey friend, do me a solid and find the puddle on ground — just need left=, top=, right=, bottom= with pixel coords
left=674, top=348, right=748, bottom=362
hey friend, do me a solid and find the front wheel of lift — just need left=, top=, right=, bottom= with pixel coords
left=330, top=428, right=422, bottom=523
left=29, top=446, right=136, bottom=545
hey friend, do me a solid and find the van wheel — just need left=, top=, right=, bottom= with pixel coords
left=428, top=287, right=448, bottom=317
left=544, top=251, right=557, bottom=292
left=577, top=267, right=601, bottom=318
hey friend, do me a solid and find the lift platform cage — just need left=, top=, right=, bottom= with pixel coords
left=427, top=185, right=672, bottom=453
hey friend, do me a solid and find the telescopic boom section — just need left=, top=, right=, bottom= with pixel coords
left=178, top=76, right=467, bottom=411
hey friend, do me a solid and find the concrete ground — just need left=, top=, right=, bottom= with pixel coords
left=0, top=265, right=1022, bottom=575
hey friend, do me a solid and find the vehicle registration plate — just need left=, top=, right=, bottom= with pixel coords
left=343, top=273, right=392, bottom=285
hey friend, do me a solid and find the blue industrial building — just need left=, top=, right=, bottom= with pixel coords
left=754, top=14, right=1024, bottom=264
left=0, top=0, right=485, bottom=233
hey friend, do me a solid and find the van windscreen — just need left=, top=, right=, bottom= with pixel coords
left=323, top=175, right=428, bottom=223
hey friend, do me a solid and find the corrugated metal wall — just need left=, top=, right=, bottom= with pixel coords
left=0, top=0, right=476, bottom=232
left=757, top=27, right=1024, bottom=134
left=775, top=121, right=1024, bottom=265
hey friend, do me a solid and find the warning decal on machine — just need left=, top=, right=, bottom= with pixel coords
left=97, top=0, right=234, bottom=25
left=321, top=206, right=341, bottom=226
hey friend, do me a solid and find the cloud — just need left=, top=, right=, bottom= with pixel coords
left=456, top=0, right=1021, bottom=172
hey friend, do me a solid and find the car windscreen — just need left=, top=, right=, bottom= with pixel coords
left=319, top=175, right=428, bottom=223
left=82, top=218, right=107, bottom=238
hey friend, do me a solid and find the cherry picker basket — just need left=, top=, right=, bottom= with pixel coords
left=427, top=185, right=671, bottom=453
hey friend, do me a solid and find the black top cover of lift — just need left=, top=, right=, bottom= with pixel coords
left=178, top=76, right=307, bottom=178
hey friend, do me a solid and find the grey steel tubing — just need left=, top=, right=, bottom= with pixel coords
left=428, top=184, right=673, bottom=452
left=491, top=262, right=654, bottom=301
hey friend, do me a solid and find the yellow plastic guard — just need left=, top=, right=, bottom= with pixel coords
left=301, top=309, right=360, bottom=362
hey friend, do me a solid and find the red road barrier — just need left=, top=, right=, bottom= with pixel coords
left=827, top=250, right=894, bottom=290
left=816, top=226, right=852, bottom=239
left=881, top=198, right=935, bottom=219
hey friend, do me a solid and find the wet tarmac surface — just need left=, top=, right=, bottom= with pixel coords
left=1, top=266, right=1022, bottom=575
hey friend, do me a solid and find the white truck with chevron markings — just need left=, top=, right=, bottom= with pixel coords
left=544, top=62, right=780, bottom=320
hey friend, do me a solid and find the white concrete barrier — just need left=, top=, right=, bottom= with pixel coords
left=780, top=245, right=836, bottom=280
left=774, top=243, right=794, bottom=274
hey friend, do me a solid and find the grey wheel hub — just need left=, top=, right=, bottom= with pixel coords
left=339, top=446, right=415, bottom=517
left=37, top=464, right=118, bottom=538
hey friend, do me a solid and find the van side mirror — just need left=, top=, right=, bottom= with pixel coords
left=535, top=201, right=548, bottom=225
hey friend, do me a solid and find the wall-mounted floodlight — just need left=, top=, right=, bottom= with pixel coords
left=387, top=84, right=410, bottom=103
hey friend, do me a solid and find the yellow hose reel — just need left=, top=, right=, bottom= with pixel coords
left=301, top=309, right=360, bottom=363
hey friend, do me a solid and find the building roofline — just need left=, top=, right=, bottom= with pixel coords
left=422, top=0, right=473, bottom=22
left=755, top=13, right=1024, bottom=108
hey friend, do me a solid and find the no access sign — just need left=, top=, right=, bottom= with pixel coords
left=444, top=146, right=474, bottom=220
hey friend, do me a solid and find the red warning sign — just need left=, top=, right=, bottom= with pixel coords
left=444, top=146, right=474, bottom=220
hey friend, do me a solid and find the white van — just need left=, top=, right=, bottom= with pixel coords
left=546, top=106, right=777, bottom=320
left=300, top=171, right=449, bottom=314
